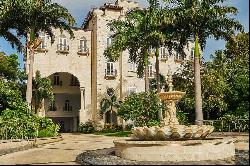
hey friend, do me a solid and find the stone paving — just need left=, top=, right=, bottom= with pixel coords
left=0, top=132, right=248, bottom=165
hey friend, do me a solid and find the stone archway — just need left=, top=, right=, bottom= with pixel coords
left=44, top=72, right=82, bottom=132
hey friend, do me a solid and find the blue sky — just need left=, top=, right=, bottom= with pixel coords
left=0, top=0, right=249, bottom=68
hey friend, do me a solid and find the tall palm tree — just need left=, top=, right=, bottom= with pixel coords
left=167, top=0, right=243, bottom=125
left=0, top=0, right=75, bottom=110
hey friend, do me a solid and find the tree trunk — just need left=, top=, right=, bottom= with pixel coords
left=155, top=47, right=162, bottom=121
left=26, top=48, right=34, bottom=110
left=144, top=65, right=149, bottom=92
left=194, top=34, right=203, bottom=126
left=119, top=54, right=123, bottom=101
left=155, top=48, right=160, bottom=93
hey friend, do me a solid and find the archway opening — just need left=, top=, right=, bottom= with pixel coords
left=45, top=72, right=81, bottom=132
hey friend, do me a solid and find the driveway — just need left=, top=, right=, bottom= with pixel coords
left=0, top=133, right=248, bottom=165
left=0, top=133, right=126, bottom=165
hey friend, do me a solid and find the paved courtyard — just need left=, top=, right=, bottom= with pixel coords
left=0, top=133, right=126, bottom=165
left=0, top=133, right=248, bottom=165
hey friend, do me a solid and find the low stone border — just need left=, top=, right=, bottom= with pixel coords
left=0, top=136, right=63, bottom=156
left=76, top=147, right=249, bottom=165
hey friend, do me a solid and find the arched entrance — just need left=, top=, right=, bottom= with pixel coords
left=45, top=72, right=81, bottom=132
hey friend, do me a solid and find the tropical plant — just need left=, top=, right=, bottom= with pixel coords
left=166, top=0, right=244, bottom=125
left=0, top=52, right=59, bottom=139
left=118, top=91, right=162, bottom=127
left=0, top=0, right=76, bottom=109
left=32, top=70, right=54, bottom=114
left=100, top=88, right=120, bottom=125
left=0, top=53, right=27, bottom=114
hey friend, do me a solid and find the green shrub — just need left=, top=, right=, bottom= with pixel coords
left=38, top=117, right=59, bottom=137
left=78, top=120, right=95, bottom=133
left=0, top=109, right=59, bottom=139
left=176, top=110, right=189, bottom=125
left=38, top=129, right=55, bottom=138
left=118, top=91, right=162, bottom=127
left=100, top=124, right=123, bottom=133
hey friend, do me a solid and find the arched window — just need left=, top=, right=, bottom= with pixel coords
left=53, top=73, right=60, bottom=85
left=64, top=100, right=70, bottom=111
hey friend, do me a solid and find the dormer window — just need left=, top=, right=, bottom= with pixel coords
left=57, top=34, right=69, bottom=53
left=78, top=37, right=89, bottom=56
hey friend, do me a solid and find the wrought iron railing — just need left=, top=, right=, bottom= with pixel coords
left=57, top=44, right=69, bottom=52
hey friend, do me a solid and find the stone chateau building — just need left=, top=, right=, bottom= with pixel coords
left=25, top=0, right=195, bottom=132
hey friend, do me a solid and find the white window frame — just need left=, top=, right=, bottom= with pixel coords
left=39, top=33, right=47, bottom=49
left=106, top=62, right=115, bottom=76
left=79, top=37, right=87, bottom=52
left=175, top=52, right=184, bottom=61
left=148, top=65, right=154, bottom=78
left=107, top=37, right=112, bottom=48
left=58, top=35, right=67, bottom=50
left=190, top=48, right=195, bottom=61
left=160, top=47, right=167, bottom=59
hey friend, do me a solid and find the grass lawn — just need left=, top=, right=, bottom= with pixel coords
left=94, top=131, right=131, bottom=137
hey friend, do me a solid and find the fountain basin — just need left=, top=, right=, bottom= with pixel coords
left=114, top=138, right=235, bottom=162
left=131, top=125, right=214, bottom=141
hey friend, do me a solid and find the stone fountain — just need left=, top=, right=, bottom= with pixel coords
left=114, top=70, right=235, bottom=162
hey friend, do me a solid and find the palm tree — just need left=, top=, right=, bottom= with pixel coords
left=0, top=0, right=75, bottom=110
left=167, top=0, right=243, bottom=125
left=0, top=0, right=23, bottom=52
left=104, top=0, right=170, bottom=92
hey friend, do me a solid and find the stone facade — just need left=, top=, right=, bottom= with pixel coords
left=26, top=0, right=195, bottom=132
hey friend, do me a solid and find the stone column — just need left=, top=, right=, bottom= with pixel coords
left=80, top=87, right=85, bottom=111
